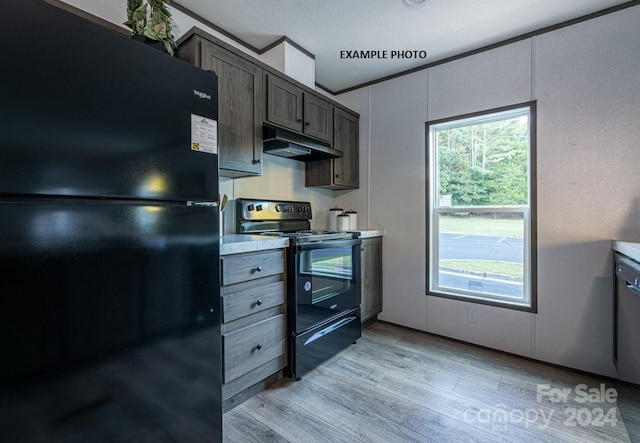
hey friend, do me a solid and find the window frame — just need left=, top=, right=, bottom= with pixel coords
left=425, top=101, right=537, bottom=312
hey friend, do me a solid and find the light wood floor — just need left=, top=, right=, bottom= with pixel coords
left=223, top=321, right=640, bottom=442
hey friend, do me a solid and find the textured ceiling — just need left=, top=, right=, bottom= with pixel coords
left=175, top=0, right=633, bottom=93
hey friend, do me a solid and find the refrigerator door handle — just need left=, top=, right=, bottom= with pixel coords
left=187, top=201, right=219, bottom=207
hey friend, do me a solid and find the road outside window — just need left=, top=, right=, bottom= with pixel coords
left=426, top=102, right=536, bottom=311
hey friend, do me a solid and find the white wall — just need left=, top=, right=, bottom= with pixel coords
left=219, top=157, right=335, bottom=235
left=532, top=7, right=640, bottom=375
left=341, top=72, right=430, bottom=331
left=283, top=42, right=315, bottom=89
left=259, top=41, right=315, bottom=89
left=338, top=5, right=640, bottom=376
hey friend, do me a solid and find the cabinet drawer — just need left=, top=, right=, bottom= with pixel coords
left=222, top=280, right=285, bottom=323
left=221, top=250, right=284, bottom=286
left=223, top=314, right=286, bottom=383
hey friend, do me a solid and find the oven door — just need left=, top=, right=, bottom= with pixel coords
left=293, top=238, right=361, bottom=333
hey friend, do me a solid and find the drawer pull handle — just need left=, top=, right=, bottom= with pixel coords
left=256, top=344, right=262, bottom=350
left=256, top=299, right=263, bottom=306
left=255, top=266, right=262, bottom=272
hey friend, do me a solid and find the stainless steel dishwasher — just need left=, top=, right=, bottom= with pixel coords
left=615, top=254, right=640, bottom=385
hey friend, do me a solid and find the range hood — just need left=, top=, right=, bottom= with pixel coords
left=263, top=125, right=343, bottom=161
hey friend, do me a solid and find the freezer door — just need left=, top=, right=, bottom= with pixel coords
left=0, top=199, right=222, bottom=442
left=0, top=0, right=219, bottom=201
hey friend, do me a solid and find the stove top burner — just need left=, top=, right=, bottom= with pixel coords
left=236, top=198, right=358, bottom=242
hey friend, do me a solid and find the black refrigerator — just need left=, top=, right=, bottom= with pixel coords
left=0, top=1, right=222, bottom=441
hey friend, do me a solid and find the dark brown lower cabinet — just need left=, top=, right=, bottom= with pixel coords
left=220, top=249, right=287, bottom=407
left=360, top=237, right=382, bottom=322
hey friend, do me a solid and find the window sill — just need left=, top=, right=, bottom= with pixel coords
left=426, top=290, right=537, bottom=313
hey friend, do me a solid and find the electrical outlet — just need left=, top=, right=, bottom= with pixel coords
left=467, top=307, right=477, bottom=323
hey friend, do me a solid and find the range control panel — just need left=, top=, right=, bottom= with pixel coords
left=236, top=198, right=312, bottom=221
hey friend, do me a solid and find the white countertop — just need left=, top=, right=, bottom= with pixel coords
left=357, top=229, right=385, bottom=238
left=613, top=241, right=640, bottom=262
left=220, top=234, right=289, bottom=256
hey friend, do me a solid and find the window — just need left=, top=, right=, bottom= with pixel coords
left=426, top=102, right=536, bottom=311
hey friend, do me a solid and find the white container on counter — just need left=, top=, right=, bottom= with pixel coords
left=344, top=209, right=357, bottom=230
left=328, top=207, right=343, bottom=231
left=337, top=213, right=350, bottom=232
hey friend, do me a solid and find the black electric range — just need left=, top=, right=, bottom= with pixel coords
left=236, top=199, right=362, bottom=380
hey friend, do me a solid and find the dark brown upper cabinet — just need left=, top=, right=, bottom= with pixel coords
left=264, top=73, right=333, bottom=144
left=303, top=94, right=333, bottom=142
left=177, top=28, right=359, bottom=188
left=177, top=34, right=263, bottom=177
left=265, top=74, right=303, bottom=133
left=306, top=108, right=359, bottom=189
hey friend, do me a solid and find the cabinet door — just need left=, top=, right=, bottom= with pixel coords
left=333, top=108, right=359, bottom=188
left=360, top=237, right=382, bottom=323
left=303, top=94, right=333, bottom=143
left=201, top=42, right=263, bottom=176
left=265, top=73, right=303, bottom=132
left=305, top=108, right=359, bottom=189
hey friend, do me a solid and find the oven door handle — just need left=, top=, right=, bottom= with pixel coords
left=303, top=316, right=359, bottom=346
left=296, top=238, right=362, bottom=251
